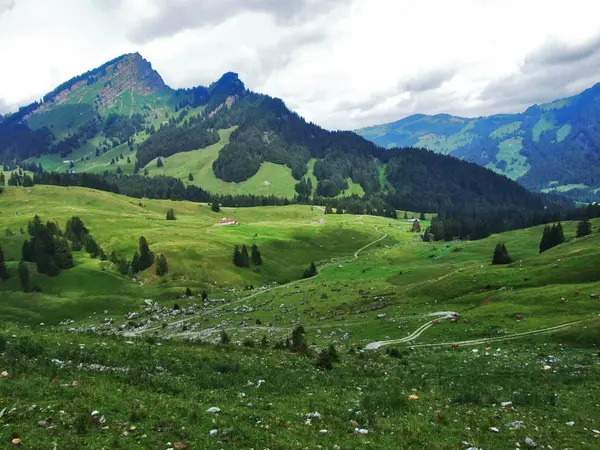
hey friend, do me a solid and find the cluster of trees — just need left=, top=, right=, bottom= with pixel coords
left=539, top=223, right=565, bottom=253
left=111, top=236, right=168, bottom=277
left=233, top=244, right=262, bottom=267
left=2, top=171, right=34, bottom=187
left=103, top=113, right=144, bottom=141
left=21, top=216, right=74, bottom=277
left=134, top=121, right=219, bottom=170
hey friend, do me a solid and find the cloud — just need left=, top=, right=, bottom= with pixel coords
left=404, top=68, right=456, bottom=93
left=128, top=0, right=349, bottom=44
left=0, top=97, right=11, bottom=114
left=0, top=0, right=15, bottom=16
left=480, top=33, right=600, bottom=112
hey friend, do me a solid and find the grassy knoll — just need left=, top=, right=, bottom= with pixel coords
left=0, top=185, right=599, bottom=448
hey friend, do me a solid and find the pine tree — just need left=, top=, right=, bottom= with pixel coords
left=0, top=246, right=9, bottom=281
left=220, top=330, right=230, bottom=344
left=133, top=237, right=154, bottom=272
left=188, top=173, right=194, bottom=182
left=420, top=212, right=426, bottom=221
left=403, top=211, right=408, bottom=220
left=336, top=208, right=343, bottom=214
left=576, top=218, right=592, bottom=237
left=324, top=205, right=333, bottom=214
left=0, top=172, right=5, bottom=186
left=539, top=225, right=551, bottom=253
left=291, top=325, right=309, bottom=355
left=185, top=287, right=192, bottom=296
left=18, top=261, right=30, bottom=293
left=303, top=262, right=317, bottom=278
left=156, top=254, right=169, bottom=276
left=22, top=174, right=34, bottom=187
left=251, top=244, right=262, bottom=265
left=127, top=157, right=131, bottom=164
left=157, top=157, right=163, bottom=168
left=411, top=220, right=421, bottom=233
left=211, top=202, right=220, bottom=212
left=492, top=243, right=512, bottom=265
left=241, top=245, right=250, bottom=267
left=233, top=246, right=242, bottom=267
left=166, top=208, right=177, bottom=220
left=201, top=290, right=208, bottom=300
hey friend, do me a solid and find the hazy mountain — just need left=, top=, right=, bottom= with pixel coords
left=356, top=84, right=600, bottom=202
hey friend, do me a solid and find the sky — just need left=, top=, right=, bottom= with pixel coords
left=1, top=0, right=600, bottom=130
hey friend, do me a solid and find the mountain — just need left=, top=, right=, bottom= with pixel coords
left=356, top=85, right=600, bottom=202
left=0, top=53, right=550, bottom=218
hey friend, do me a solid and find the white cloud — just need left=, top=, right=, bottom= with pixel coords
left=0, top=0, right=599, bottom=129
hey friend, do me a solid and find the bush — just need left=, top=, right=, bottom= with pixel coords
left=242, top=338, right=255, bottom=347
left=315, top=348, right=333, bottom=371
left=219, top=330, right=230, bottom=344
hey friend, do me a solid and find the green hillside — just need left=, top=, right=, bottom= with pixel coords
left=357, top=85, right=600, bottom=202
left=0, top=185, right=599, bottom=448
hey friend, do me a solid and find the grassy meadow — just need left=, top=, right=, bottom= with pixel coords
left=0, top=185, right=599, bottom=448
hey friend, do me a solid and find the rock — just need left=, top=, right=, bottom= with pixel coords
left=172, top=443, right=188, bottom=450
left=206, top=407, right=221, bottom=413
left=543, top=365, right=552, bottom=371
left=319, top=429, right=328, bottom=434
left=38, top=420, right=51, bottom=428
left=354, top=427, right=369, bottom=435
left=565, top=421, right=575, bottom=427
left=306, top=412, right=321, bottom=419
left=144, top=299, right=153, bottom=306
left=507, top=421, right=526, bottom=430
left=525, top=436, right=537, bottom=448
left=11, top=438, right=22, bottom=446
left=1, top=371, right=8, bottom=378
left=209, top=429, right=218, bottom=436
left=490, top=427, right=500, bottom=432
left=501, top=401, right=513, bottom=407
left=408, top=394, right=419, bottom=400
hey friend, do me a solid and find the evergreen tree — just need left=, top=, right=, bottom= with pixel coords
left=420, top=212, right=426, bottom=221
left=411, top=220, right=421, bottom=233
left=403, top=211, right=408, bottom=220
left=118, top=257, right=129, bottom=275
left=576, top=218, right=591, bottom=238
left=133, top=237, right=154, bottom=272
left=22, top=174, right=34, bottom=187
left=251, top=244, right=262, bottom=265
left=233, top=246, right=241, bottom=267
left=156, top=254, right=169, bottom=276
left=116, top=166, right=122, bottom=174
left=211, top=202, right=221, bottom=212
left=324, top=205, right=333, bottom=214
left=539, top=225, right=551, bottom=253
left=303, top=261, right=318, bottom=278
left=201, top=290, right=208, bottom=300
left=0, top=172, right=5, bottom=186
left=127, top=157, right=131, bottom=164
left=185, top=287, right=192, bottom=296
left=550, top=222, right=565, bottom=247
left=241, top=245, right=250, bottom=267
left=0, top=246, right=9, bottom=281
left=157, top=157, right=163, bottom=168
left=315, top=348, right=333, bottom=371
left=166, top=208, right=177, bottom=220
left=290, top=325, right=309, bottom=355
left=220, top=330, right=230, bottom=344
left=188, top=173, right=194, bottom=182
left=492, top=243, right=512, bottom=265
left=336, top=207, right=343, bottom=214
left=18, top=261, right=30, bottom=293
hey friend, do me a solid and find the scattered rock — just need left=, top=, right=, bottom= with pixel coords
left=524, top=436, right=537, bottom=448
left=206, top=407, right=221, bottom=413
left=319, top=429, right=328, bottom=434
left=354, top=427, right=369, bottom=435
left=306, top=412, right=322, bottom=419
left=1, top=371, right=8, bottom=378
left=209, top=429, right=218, bottom=436
left=501, top=401, right=513, bottom=408
left=408, top=394, right=419, bottom=400
left=490, top=427, right=500, bottom=433
left=38, top=420, right=51, bottom=428
left=565, top=421, right=575, bottom=427
left=11, top=438, right=22, bottom=446
left=543, top=365, right=552, bottom=371
left=506, top=421, right=526, bottom=430
left=172, top=443, right=188, bottom=450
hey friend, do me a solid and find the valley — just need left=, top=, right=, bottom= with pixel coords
left=0, top=185, right=599, bottom=449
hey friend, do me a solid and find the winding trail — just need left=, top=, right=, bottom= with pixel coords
left=126, top=225, right=388, bottom=337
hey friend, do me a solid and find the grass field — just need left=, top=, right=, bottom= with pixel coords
left=1, top=185, right=599, bottom=449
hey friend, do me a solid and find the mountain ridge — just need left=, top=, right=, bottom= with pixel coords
left=0, top=52, right=555, bottom=223
left=356, top=83, right=600, bottom=202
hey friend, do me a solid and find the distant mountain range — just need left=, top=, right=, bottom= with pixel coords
left=357, top=85, right=600, bottom=202
left=0, top=53, right=549, bottom=215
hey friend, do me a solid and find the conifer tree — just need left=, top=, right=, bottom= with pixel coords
left=303, top=262, right=317, bottom=278
left=492, top=243, right=512, bottom=265
left=241, top=245, right=250, bottom=267
left=188, top=173, right=194, bottom=181
left=156, top=254, right=169, bottom=276
left=211, top=202, right=221, bottom=212
left=0, top=172, right=5, bottom=186
left=202, top=290, right=208, bottom=300
left=251, top=244, right=262, bottom=265
left=166, top=208, right=177, bottom=220
left=157, top=157, right=163, bottom=168
left=0, top=246, right=9, bottom=281
left=336, top=207, right=343, bottom=214
left=411, top=220, right=421, bottom=233
left=403, top=211, right=408, bottom=220
left=576, top=218, right=592, bottom=238
left=133, top=237, right=154, bottom=272
left=233, top=246, right=242, bottom=267
left=420, top=212, right=426, bottom=221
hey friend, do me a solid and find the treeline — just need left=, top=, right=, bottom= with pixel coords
left=423, top=202, right=600, bottom=242
left=134, top=121, right=219, bottom=170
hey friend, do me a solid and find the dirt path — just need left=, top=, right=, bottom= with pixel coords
left=126, top=226, right=388, bottom=337
left=366, top=318, right=584, bottom=350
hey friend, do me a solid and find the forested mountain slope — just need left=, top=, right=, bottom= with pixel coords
left=357, top=84, right=600, bottom=202
left=0, top=53, right=550, bottom=215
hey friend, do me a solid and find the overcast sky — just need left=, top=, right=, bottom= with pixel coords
left=1, top=0, right=600, bottom=130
